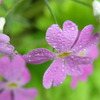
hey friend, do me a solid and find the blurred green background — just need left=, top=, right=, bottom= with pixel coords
left=0, top=0, right=100, bottom=100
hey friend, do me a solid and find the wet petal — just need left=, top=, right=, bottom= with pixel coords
left=65, top=64, right=83, bottom=76
left=14, top=88, right=37, bottom=100
left=46, top=24, right=68, bottom=52
left=43, top=58, right=67, bottom=89
left=65, top=55, right=92, bottom=76
left=0, top=33, right=10, bottom=43
left=66, top=55, right=92, bottom=66
left=0, top=43, right=15, bottom=56
left=63, top=20, right=78, bottom=49
left=0, top=90, right=11, bottom=100
left=23, top=48, right=56, bottom=64
left=72, top=25, right=99, bottom=52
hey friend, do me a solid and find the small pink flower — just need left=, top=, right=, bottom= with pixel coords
left=0, top=33, right=15, bottom=56
left=23, top=20, right=99, bottom=89
left=0, top=0, right=2, bottom=3
left=71, top=46, right=98, bottom=89
left=0, top=55, right=38, bottom=100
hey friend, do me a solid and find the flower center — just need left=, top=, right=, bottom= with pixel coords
left=7, top=83, right=18, bottom=88
left=57, top=52, right=71, bottom=58
left=79, top=50, right=87, bottom=56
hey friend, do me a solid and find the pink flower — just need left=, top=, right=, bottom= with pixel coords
left=71, top=46, right=98, bottom=89
left=23, top=20, right=99, bottom=89
left=0, top=33, right=15, bottom=56
left=0, top=0, right=2, bottom=3
left=0, top=55, right=38, bottom=100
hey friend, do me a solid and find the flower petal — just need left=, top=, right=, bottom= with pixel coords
left=63, top=20, right=78, bottom=49
left=14, top=91, right=27, bottom=100
left=0, top=81, right=5, bottom=90
left=0, top=55, right=30, bottom=84
left=70, top=76, right=78, bottom=89
left=11, top=55, right=30, bottom=84
left=46, top=24, right=67, bottom=52
left=65, top=55, right=92, bottom=76
left=87, top=46, right=99, bottom=59
left=0, top=33, right=10, bottom=43
left=43, top=58, right=67, bottom=89
left=0, top=90, right=11, bottom=100
left=0, top=0, right=2, bottom=3
left=72, top=25, right=99, bottom=52
left=0, top=56, right=11, bottom=80
left=66, top=55, right=92, bottom=66
left=14, top=88, right=37, bottom=100
left=71, top=65, right=93, bottom=89
left=23, top=48, right=56, bottom=64
left=0, top=43, right=15, bottom=56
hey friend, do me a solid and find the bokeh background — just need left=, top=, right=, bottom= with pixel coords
left=0, top=0, right=100, bottom=100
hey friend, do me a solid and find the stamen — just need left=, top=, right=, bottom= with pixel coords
left=79, top=51, right=86, bottom=56
left=7, top=83, right=18, bottom=88
left=57, top=52, right=71, bottom=58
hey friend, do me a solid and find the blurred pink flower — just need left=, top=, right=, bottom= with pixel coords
left=23, top=20, right=99, bottom=89
left=71, top=46, right=99, bottom=89
left=0, top=0, right=2, bottom=3
left=0, top=55, right=38, bottom=100
left=0, top=33, right=15, bottom=56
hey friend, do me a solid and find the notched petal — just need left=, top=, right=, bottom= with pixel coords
left=43, top=59, right=67, bottom=89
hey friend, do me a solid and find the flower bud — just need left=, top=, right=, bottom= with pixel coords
left=92, top=0, right=100, bottom=22
left=0, top=17, right=5, bottom=32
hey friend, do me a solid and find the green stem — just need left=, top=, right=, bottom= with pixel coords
left=71, top=0, right=92, bottom=8
left=4, top=0, right=24, bottom=18
left=44, top=0, right=58, bottom=24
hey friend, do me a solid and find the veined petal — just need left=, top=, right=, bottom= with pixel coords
left=43, top=58, right=67, bottom=89
left=0, top=90, right=11, bottom=100
left=23, top=48, right=56, bottom=64
left=0, top=43, right=15, bottom=56
left=14, top=88, right=37, bottom=100
left=65, top=55, right=92, bottom=76
left=72, top=25, right=99, bottom=52
left=66, top=55, right=92, bottom=65
left=0, top=33, right=10, bottom=43
left=63, top=20, right=78, bottom=49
